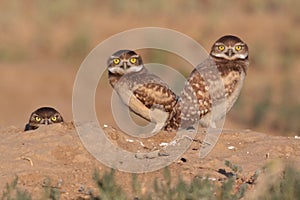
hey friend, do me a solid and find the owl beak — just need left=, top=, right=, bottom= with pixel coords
left=45, top=119, right=49, bottom=125
left=226, top=49, right=233, bottom=57
left=123, top=62, right=128, bottom=70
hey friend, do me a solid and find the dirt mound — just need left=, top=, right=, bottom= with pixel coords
left=1, top=123, right=299, bottom=199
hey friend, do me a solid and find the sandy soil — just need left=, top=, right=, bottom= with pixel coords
left=0, top=121, right=299, bottom=199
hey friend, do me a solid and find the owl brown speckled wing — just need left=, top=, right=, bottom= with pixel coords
left=134, top=82, right=177, bottom=112
left=112, top=67, right=181, bottom=132
left=132, top=82, right=179, bottom=130
left=180, top=65, right=212, bottom=128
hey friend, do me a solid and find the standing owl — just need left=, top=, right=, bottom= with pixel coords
left=179, top=35, right=249, bottom=129
left=24, top=107, right=64, bottom=131
left=107, top=50, right=180, bottom=132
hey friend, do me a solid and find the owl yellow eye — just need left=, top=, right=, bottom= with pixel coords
left=130, top=57, right=137, bottom=64
left=51, top=116, right=57, bottom=122
left=113, top=58, right=120, bottom=64
left=235, top=45, right=242, bottom=51
left=35, top=116, right=41, bottom=122
left=218, top=45, right=225, bottom=51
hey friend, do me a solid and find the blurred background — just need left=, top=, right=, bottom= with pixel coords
left=0, top=0, right=299, bottom=136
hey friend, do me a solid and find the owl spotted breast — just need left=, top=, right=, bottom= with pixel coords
left=24, top=107, right=64, bottom=131
left=107, top=50, right=180, bottom=132
left=179, top=35, right=249, bottom=129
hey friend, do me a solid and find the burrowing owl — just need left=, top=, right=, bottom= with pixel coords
left=107, top=49, right=179, bottom=132
left=24, top=107, right=64, bottom=131
left=179, top=35, right=249, bottom=129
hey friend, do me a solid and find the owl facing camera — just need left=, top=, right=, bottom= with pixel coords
left=24, top=107, right=64, bottom=131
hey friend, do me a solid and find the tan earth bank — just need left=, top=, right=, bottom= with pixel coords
left=0, top=121, right=299, bottom=199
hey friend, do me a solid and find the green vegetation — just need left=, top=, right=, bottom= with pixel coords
left=1, top=177, right=60, bottom=200
left=91, top=169, right=126, bottom=200
left=253, top=162, right=300, bottom=200
left=1, top=177, right=31, bottom=200
left=2, top=161, right=300, bottom=199
left=151, top=167, right=216, bottom=200
left=89, top=162, right=300, bottom=200
left=41, top=178, right=60, bottom=200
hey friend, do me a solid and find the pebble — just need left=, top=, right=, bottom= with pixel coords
left=228, top=146, right=235, bottom=150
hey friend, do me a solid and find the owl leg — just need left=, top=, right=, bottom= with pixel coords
left=151, top=122, right=166, bottom=134
left=210, top=122, right=217, bottom=128
left=149, top=108, right=169, bottom=133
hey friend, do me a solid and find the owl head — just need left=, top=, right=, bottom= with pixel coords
left=24, top=107, right=64, bottom=131
left=107, top=50, right=143, bottom=75
left=210, top=35, right=249, bottom=61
